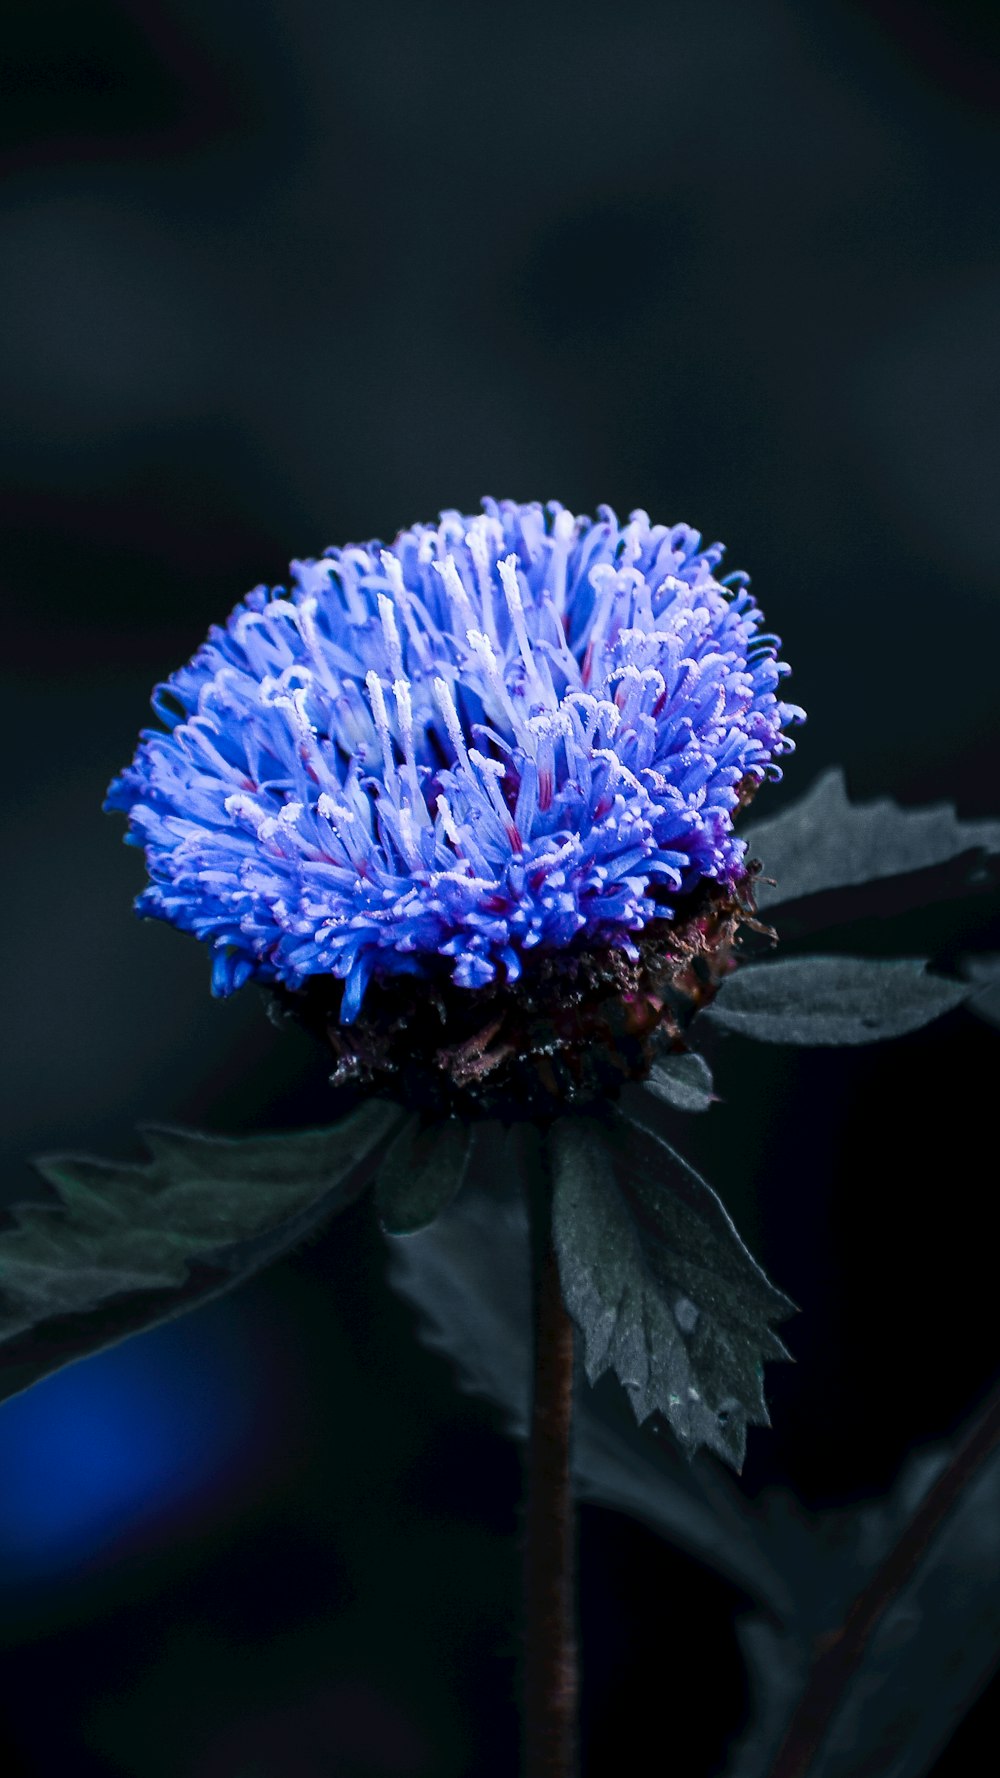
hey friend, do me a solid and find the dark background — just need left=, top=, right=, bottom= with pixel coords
left=2, top=1, right=999, bottom=1773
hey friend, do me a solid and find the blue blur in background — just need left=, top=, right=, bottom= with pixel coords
left=0, top=1300, right=263, bottom=1583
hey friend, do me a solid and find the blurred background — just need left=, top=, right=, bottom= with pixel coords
left=2, top=1, right=999, bottom=1772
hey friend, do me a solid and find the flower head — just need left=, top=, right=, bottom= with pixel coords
left=107, top=500, right=803, bottom=1029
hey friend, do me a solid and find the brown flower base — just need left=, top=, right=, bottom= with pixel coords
left=273, top=865, right=771, bottom=1122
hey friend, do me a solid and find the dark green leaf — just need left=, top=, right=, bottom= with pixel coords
left=384, top=1116, right=1000, bottom=1778
left=645, top=1050, right=715, bottom=1112
left=744, top=768, right=1000, bottom=911
left=707, top=955, right=969, bottom=1046
left=550, top=1110, right=795, bottom=1469
left=384, top=1149, right=793, bottom=1610
left=387, top=1166, right=1000, bottom=1777
left=2, top=1100, right=403, bottom=1406
left=375, top=1114, right=475, bottom=1234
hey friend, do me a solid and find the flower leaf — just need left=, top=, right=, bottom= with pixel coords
left=385, top=1154, right=793, bottom=1611
left=2, top=1100, right=403, bottom=1407
left=744, top=767, right=1000, bottom=910
left=374, top=1114, right=475, bottom=1235
left=549, top=1109, right=795, bottom=1470
left=386, top=1168, right=1000, bottom=1773
left=645, top=1050, right=715, bottom=1112
left=707, top=955, right=969, bottom=1046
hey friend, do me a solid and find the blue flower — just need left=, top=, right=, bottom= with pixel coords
left=107, top=500, right=804, bottom=1022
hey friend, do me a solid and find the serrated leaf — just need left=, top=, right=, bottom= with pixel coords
left=375, top=1114, right=475, bottom=1234
left=2, top=1099, right=403, bottom=1406
left=645, top=1050, right=715, bottom=1112
left=706, top=955, right=969, bottom=1046
left=744, top=768, right=1000, bottom=910
left=386, top=1169, right=1000, bottom=1778
left=550, top=1110, right=795, bottom=1469
left=384, top=1153, right=793, bottom=1612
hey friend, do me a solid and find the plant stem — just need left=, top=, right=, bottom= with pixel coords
left=769, top=1377, right=1000, bottom=1778
left=523, top=1139, right=578, bottom=1778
